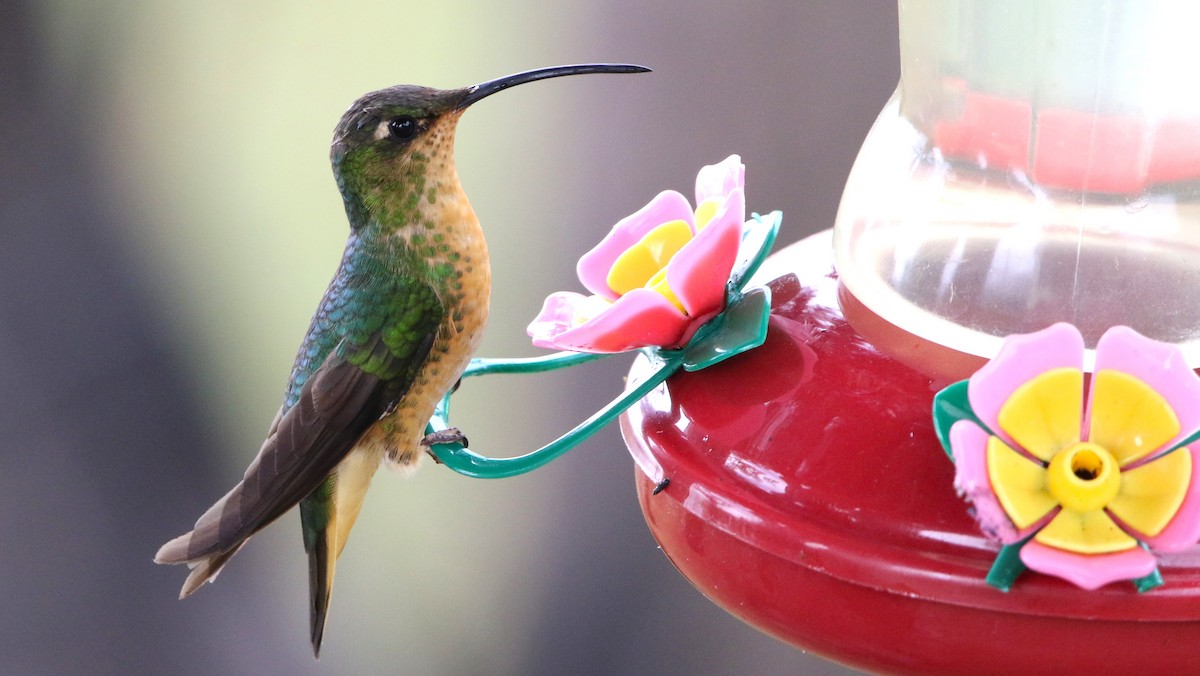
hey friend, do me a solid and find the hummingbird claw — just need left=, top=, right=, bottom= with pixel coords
left=652, top=477, right=671, bottom=495
left=421, top=427, right=468, bottom=448
left=422, top=428, right=466, bottom=463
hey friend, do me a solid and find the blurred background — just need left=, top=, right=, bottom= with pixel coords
left=1, top=1, right=897, bottom=673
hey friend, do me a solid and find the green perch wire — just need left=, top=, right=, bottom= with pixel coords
left=424, top=211, right=781, bottom=479
left=425, top=349, right=679, bottom=478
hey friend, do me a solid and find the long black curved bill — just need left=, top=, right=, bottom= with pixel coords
left=458, top=63, right=651, bottom=108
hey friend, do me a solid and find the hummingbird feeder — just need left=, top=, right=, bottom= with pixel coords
left=429, top=2, right=1200, bottom=673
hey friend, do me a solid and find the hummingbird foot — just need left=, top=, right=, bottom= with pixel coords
left=421, top=427, right=468, bottom=448
left=421, top=428, right=467, bottom=464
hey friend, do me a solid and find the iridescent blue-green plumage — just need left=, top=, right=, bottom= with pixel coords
left=286, top=237, right=445, bottom=408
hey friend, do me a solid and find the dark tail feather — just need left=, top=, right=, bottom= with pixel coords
left=300, top=451, right=378, bottom=658
left=307, top=529, right=334, bottom=658
left=300, top=479, right=337, bottom=658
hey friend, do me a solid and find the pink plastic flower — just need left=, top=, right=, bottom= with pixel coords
left=527, top=155, right=746, bottom=353
left=947, top=323, right=1200, bottom=589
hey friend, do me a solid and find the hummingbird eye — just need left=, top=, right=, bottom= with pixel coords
left=387, top=116, right=418, bottom=141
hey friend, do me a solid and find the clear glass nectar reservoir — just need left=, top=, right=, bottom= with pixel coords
left=834, top=1, right=1200, bottom=369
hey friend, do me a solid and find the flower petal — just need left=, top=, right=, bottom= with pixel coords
left=950, top=420, right=1023, bottom=543
left=1120, top=447, right=1200, bottom=551
left=1035, top=508, right=1137, bottom=554
left=987, top=433, right=1059, bottom=530
left=1107, top=446, right=1191, bottom=538
left=997, top=367, right=1084, bottom=462
left=665, top=189, right=744, bottom=318
left=1020, top=540, right=1157, bottom=590
left=527, top=291, right=610, bottom=348
left=1091, top=325, right=1200, bottom=455
left=577, top=190, right=694, bottom=300
left=528, top=288, right=691, bottom=353
left=968, top=323, right=1084, bottom=450
left=694, top=154, right=745, bottom=207
left=1089, top=370, right=1180, bottom=466
left=605, top=219, right=693, bottom=297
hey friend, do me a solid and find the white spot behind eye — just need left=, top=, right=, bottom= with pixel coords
left=373, top=120, right=391, bottom=141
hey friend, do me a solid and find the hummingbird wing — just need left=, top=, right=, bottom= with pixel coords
left=155, top=280, right=445, bottom=606
left=298, top=301, right=444, bottom=657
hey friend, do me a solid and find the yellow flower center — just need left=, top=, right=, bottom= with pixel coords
left=1045, top=442, right=1122, bottom=513
left=645, top=267, right=685, bottom=312
left=985, top=363, right=1197, bottom=556
left=606, top=219, right=693, bottom=313
left=694, top=198, right=721, bottom=230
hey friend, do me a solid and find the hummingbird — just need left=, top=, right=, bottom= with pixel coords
left=154, top=63, right=649, bottom=656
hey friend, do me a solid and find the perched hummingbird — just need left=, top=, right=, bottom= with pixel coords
left=155, top=63, right=649, bottom=656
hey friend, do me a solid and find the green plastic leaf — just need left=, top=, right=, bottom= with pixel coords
left=1135, top=543, right=1165, bottom=592
left=985, top=540, right=1030, bottom=592
left=680, top=286, right=771, bottom=372
left=932, top=379, right=982, bottom=461
left=1170, top=426, right=1200, bottom=454
left=729, top=211, right=781, bottom=292
left=1135, top=567, right=1164, bottom=592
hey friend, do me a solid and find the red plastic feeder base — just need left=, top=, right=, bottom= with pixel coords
left=621, top=230, right=1200, bottom=675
